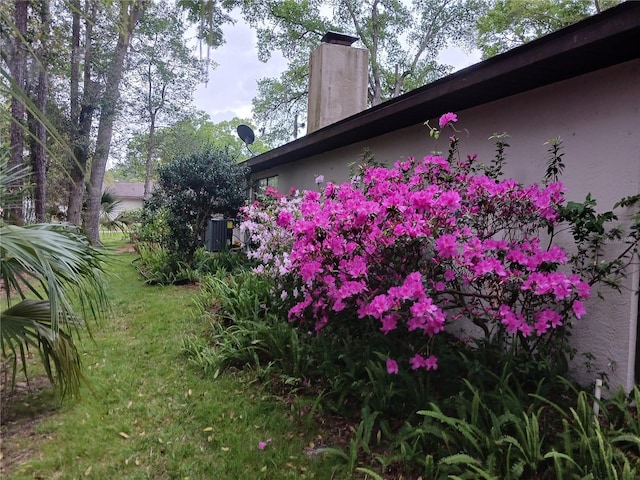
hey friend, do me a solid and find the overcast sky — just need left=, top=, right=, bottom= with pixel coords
left=193, top=16, right=482, bottom=124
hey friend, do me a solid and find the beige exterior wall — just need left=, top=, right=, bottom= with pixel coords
left=114, top=198, right=143, bottom=216
left=254, top=59, right=640, bottom=390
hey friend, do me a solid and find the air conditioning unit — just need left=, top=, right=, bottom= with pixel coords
left=205, top=218, right=233, bottom=252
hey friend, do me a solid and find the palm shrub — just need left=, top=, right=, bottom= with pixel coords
left=1, top=159, right=109, bottom=397
left=99, top=190, right=132, bottom=234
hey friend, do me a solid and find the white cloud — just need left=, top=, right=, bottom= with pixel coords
left=439, top=46, right=482, bottom=70
left=193, top=16, right=287, bottom=123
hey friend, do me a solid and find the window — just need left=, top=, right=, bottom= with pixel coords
left=252, top=175, right=278, bottom=198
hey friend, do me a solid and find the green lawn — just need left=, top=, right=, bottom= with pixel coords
left=1, top=237, right=341, bottom=479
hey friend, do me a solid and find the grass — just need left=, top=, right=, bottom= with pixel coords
left=1, top=235, right=342, bottom=479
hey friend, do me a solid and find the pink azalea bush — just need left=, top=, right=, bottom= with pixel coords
left=241, top=114, right=592, bottom=374
left=239, top=186, right=301, bottom=279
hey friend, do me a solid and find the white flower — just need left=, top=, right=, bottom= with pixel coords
left=315, top=175, right=325, bottom=185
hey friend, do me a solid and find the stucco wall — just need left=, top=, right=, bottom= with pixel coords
left=112, top=199, right=143, bottom=218
left=253, top=59, right=640, bottom=390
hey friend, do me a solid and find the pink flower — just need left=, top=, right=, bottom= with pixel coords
left=386, top=358, right=399, bottom=375
left=519, top=323, right=534, bottom=337
left=439, top=112, right=458, bottom=128
left=499, top=305, right=520, bottom=334
left=574, top=280, right=591, bottom=299
left=410, top=354, right=425, bottom=370
left=409, top=354, right=439, bottom=371
left=276, top=211, right=293, bottom=227
left=380, top=314, right=398, bottom=334
left=572, top=300, right=587, bottom=319
left=406, top=316, right=425, bottom=331
left=336, top=280, right=366, bottom=300
left=258, top=439, right=272, bottom=450
left=534, top=308, right=564, bottom=336
left=436, top=190, right=461, bottom=209
left=398, top=272, right=425, bottom=300
left=264, top=186, right=280, bottom=198
left=424, top=355, right=438, bottom=371
left=361, top=294, right=394, bottom=319
left=410, top=188, right=438, bottom=210
left=344, top=256, right=368, bottom=278
left=435, top=234, right=458, bottom=258
left=300, top=261, right=322, bottom=283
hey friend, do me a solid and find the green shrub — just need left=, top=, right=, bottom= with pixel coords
left=133, top=243, right=190, bottom=285
left=185, top=271, right=315, bottom=380
left=142, top=148, right=248, bottom=259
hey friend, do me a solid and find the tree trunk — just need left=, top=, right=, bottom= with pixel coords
left=144, top=112, right=156, bottom=199
left=68, top=99, right=96, bottom=225
left=8, top=0, right=29, bottom=224
left=67, top=0, right=96, bottom=226
left=32, top=69, right=48, bottom=222
left=31, top=0, right=50, bottom=222
left=70, top=0, right=80, bottom=123
left=85, top=0, right=147, bottom=244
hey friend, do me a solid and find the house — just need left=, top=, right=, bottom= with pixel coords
left=242, top=2, right=640, bottom=391
left=108, top=182, right=147, bottom=217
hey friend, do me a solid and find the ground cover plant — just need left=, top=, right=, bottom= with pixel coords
left=195, top=113, right=640, bottom=477
left=1, top=236, right=347, bottom=479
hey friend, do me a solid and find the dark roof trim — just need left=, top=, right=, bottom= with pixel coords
left=246, top=1, right=640, bottom=174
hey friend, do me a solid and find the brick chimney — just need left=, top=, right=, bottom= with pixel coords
left=306, top=32, right=369, bottom=134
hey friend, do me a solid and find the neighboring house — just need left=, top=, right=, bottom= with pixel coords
left=243, top=2, right=640, bottom=391
left=109, top=182, right=147, bottom=217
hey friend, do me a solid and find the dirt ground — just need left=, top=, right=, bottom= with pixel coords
left=0, top=370, right=57, bottom=477
left=115, top=244, right=136, bottom=254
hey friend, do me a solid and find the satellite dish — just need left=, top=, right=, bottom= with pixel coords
left=237, top=124, right=255, bottom=145
left=236, top=124, right=256, bottom=156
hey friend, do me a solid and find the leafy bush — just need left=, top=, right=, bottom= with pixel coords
left=143, top=147, right=248, bottom=258
left=188, top=269, right=640, bottom=477
left=184, top=271, right=314, bottom=379
left=241, top=113, right=639, bottom=384
left=133, top=243, right=190, bottom=285
left=243, top=117, right=586, bottom=377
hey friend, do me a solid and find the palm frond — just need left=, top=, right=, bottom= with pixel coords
left=0, top=155, right=31, bottom=212
left=0, top=222, right=109, bottom=332
left=1, top=299, right=87, bottom=398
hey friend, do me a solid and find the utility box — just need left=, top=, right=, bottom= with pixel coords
left=205, top=219, right=233, bottom=252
